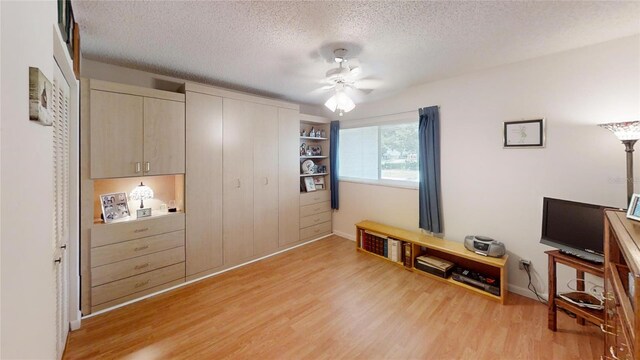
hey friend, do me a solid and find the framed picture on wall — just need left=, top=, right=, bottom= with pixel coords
left=304, top=177, right=316, bottom=192
left=503, top=118, right=545, bottom=148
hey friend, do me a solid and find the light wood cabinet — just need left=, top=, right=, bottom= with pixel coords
left=185, top=92, right=223, bottom=276
left=278, top=108, right=301, bottom=246
left=253, top=105, right=279, bottom=255
left=90, top=91, right=144, bottom=179
left=89, top=81, right=186, bottom=179
left=223, top=98, right=255, bottom=263
left=143, top=98, right=185, bottom=175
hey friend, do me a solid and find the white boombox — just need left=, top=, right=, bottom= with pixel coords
left=464, top=235, right=506, bottom=258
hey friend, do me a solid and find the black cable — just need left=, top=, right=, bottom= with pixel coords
left=523, top=263, right=547, bottom=304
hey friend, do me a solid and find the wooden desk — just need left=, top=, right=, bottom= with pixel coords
left=546, top=250, right=604, bottom=331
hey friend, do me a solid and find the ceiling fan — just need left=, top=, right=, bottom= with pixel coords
left=317, top=48, right=380, bottom=116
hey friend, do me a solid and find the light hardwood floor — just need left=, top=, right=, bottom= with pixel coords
left=65, top=235, right=603, bottom=359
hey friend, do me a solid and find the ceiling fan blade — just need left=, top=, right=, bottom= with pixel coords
left=308, top=84, right=336, bottom=95
left=353, top=78, right=383, bottom=90
left=347, top=86, right=374, bottom=95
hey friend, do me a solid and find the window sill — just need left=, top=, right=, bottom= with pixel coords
left=338, top=177, right=419, bottom=190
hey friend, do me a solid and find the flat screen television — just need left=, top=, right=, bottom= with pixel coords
left=540, top=197, right=610, bottom=263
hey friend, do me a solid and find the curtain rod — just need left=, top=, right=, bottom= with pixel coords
left=342, top=106, right=439, bottom=122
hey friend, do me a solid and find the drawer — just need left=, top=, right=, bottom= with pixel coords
left=300, top=211, right=331, bottom=229
left=91, top=230, right=184, bottom=267
left=92, top=262, right=185, bottom=306
left=92, top=246, right=185, bottom=286
left=91, top=213, right=185, bottom=247
left=300, top=191, right=330, bottom=207
left=300, top=221, right=331, bottom=240
left=300, top=201, right=331, bottom=217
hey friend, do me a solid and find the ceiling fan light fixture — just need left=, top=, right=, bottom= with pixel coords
left=324, top=95, right=338, bottom=112
left=324, top=91, right=355, bottom=114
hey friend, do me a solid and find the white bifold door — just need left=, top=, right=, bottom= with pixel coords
left=52, top=61, right=71, bottom=359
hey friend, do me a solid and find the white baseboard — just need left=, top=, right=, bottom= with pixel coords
left=83, top=233, right=334, bottom=319
left=333, top=230, right=355, bottom=241
left=508, top=283, right=548, bottom=302
left=69, top=310, right=82, bottom=330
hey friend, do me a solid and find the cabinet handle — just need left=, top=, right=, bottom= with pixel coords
left=54, top=257, right=62, bottom=264
left=236, top=179, right=241, bottom=188
left=134, top=228, right=149, bottom=233
left=135, top=280, right=150, bottom=288
left=60, top=244, right=67, bottom=250
left=264, top=177, right=269, bottom=185
left=134, top=263, right=150, bottom=270
left=600, top=323, right=616, bottom=335
left=135, top=162, right=141, bottom=173
left=144, top=162, right=150, bottom=173
left=134, top=245, right=149, bottom=252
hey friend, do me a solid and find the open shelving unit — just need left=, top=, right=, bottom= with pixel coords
left=355, top=220, right=508, bottom=304
left=299, top=117, right=330, bottom=193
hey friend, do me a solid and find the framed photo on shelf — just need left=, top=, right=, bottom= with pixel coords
left=503, top=118, right=545, bottom=148
left=304, top=177, right=316, bottom=192
left=100, top=192, right=131, bottom=223
left=627, top=194, right=640, bottom=222
left=313, top=176, right=325, bottom=190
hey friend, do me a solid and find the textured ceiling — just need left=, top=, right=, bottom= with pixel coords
left=73, top=1, right=640, bottom=106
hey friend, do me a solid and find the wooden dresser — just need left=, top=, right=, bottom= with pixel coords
left=89, top=213, right=186, bottom=312
left=604, top=210, right=640, bottom=360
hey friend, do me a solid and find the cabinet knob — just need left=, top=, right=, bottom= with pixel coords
left=144, top=162, right=150, bottom=173
left=135, top=162, right=141, bottom=173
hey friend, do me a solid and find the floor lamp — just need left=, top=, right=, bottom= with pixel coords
left=599, top=121, right=640, bottom=206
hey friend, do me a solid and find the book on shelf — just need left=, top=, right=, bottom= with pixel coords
left=403, top=242, right=412, bottom=268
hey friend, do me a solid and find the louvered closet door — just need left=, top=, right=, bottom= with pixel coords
left=223, top=98, right=255, bottom=264
left=253, top=104, right=279, bottom=255
left=52, top=62, right=70, bottom=360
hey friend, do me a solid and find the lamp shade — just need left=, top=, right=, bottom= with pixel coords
left=324, top=91, right=355, bottom=114
left=130, top=182, right=154, bottom=208
left=598, top=121, right=640, bottom=141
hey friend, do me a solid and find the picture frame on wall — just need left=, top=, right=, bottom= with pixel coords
left=28, top=67, right=53, bottom=126
left=100, top=192, right=131, bottom=223
left=627, top=194, right=640, bottom=222
left=503, top=118, right=545, bottom=148
left=304, top=177, right=316, bottom=192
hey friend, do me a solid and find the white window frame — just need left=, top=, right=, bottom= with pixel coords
left=339, top=116, right=419, bottom=190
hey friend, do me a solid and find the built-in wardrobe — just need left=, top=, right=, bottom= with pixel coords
left=80, top=80, right=317, bottom=315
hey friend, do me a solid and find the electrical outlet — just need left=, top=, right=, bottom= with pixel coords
left=519, top=259, right=531, bottom=270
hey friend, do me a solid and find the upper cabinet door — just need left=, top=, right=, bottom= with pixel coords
left=143, top=98, right=186, bottom=176
left=90, top=90, right=144, bottom=179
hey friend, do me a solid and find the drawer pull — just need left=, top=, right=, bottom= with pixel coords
left=134, top=245, right=149, bottom=252
left=314, top=218, right=320, bottom=223
left=134, top=228, right=149, bottom=233
left=314, top=229, right=320, bottom=233
left=135, top=280, right=150, bottom=288
left=134, top=263, right=150, bottom=270
left=600, top=323, right=616, bottom=335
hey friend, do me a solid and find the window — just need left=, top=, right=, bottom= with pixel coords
left=339, top=122, right=419, bottom=186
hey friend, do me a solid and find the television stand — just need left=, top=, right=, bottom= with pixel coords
left=546, top=250, right=604, bottom=331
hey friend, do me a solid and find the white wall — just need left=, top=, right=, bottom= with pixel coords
left=334, top=35, right=640, bottom=297
left=1, top=1, right=59, bottom=358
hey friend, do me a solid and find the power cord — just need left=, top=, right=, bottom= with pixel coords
left=523, top=262, right=547, bottom=304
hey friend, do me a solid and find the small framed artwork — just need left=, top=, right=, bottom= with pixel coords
left=304, top=177, right=316, bottom=192
left=29, top=67, right=53, bottom=126
left=627, top=194, right=640, bottom=222
left=313, top=176, right=325, bottom=190
left=100, top=192, right=131, bottom=223
left=503, top=118, right=545, bottom=148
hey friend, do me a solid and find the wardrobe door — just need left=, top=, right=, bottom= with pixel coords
left=278, top=108, right=300, bottom=246
left=185, top=92, right=223, bottom=276
left=223, top=98, right=255, bottom=263
left=143, top=98, right=186, bottom=176
left=253, top=104, right=279, bottom=255
left=90, top=90, right=143, bottom=179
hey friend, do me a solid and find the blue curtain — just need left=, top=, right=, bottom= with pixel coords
left=419, top=106, right=442, bottom=233
left=330, top=121, right=340, bottom=209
